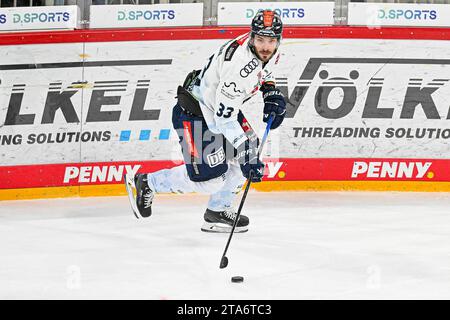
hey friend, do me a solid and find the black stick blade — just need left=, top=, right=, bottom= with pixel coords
left=220, top=256, right=228, bottom=269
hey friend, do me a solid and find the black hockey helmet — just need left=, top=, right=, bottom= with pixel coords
left=250, top=10, right=283, bottom=40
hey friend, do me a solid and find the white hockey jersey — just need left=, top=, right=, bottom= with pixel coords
left=191, top=32, right=281, bottom=149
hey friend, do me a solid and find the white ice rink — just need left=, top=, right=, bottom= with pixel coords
left=0, top=191, right=449, bottom=300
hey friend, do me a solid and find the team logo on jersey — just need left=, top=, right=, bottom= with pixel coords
left=240, top=59, right=259, bottom=78
left=223, top=82, right=244, bottom=93
left=221, top=82, right=244, bottom=100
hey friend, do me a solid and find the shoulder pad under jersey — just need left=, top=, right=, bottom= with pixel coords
left=224, top=41, right=240, bottom=62
left=223, top=33, right=250, bottom=62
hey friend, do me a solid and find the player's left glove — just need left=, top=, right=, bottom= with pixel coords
left=236, top=139, right=264, bottom=183
left=261, top=84, right=286, bottom=130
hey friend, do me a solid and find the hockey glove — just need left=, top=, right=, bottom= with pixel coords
left=236, top=139, right=265, bottom=183
left=261, top=84, right=286, bottom=130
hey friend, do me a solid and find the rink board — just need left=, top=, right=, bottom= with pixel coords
left=1, top=158, right=449, bottom=200
left=0, top=26, right=449, bottom=199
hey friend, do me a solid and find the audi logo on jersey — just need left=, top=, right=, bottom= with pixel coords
left=240, top=59, right=259, bottom=78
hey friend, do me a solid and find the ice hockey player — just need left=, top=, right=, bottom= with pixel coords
left=126, top=10, right=286, bottom=233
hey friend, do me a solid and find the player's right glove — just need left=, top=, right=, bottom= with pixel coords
left=236, top=139, right=265, bottom=182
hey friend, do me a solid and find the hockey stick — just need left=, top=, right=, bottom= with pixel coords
left=219, top=112, right=276, bottom=269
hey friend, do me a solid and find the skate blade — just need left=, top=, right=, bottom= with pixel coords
left=124, top=174, right=140, bottom=219
left=201, top=222, right=248, bottom=233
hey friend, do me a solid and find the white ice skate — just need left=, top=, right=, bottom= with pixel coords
left=124, top=174, right=140, bottom=219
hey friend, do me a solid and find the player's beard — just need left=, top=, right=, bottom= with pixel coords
left=255, top=49, right=275, bottom=62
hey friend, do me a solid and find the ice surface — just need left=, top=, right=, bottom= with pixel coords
left=0, top=191, right=449, bottom=299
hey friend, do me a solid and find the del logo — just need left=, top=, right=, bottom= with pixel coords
left=64, top=165, right=141, bottom=183
left=351, top=161, right=432, bottom=179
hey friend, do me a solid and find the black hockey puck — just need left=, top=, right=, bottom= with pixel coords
left=231, top=276, right=244, bottom=283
